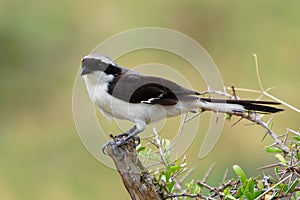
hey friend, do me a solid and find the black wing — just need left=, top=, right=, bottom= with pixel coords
left=108, top=72, right=200, bottom=106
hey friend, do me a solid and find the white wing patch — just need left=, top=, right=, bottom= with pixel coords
left=141, top=93, right=164, bottom=104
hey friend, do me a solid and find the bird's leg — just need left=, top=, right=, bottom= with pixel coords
left=114, top=127, right=143, bottom=147
left=107, top=125, right=139, bottom=143
left=114, top=125, right=137, bottom=138
left=114, top=120, right=146, bottom=146
left=115, top=120, right=146, bottom=146
left=101, top=127, right=140, bottom=154
left=102, top=127, right=138, bottom=154
left=125, top=125, right=141, bottom=144
left=102, top=121, right=146, bottom=154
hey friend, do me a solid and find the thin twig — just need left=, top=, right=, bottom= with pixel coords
left=255, top=174, right=292, bottom=200
left=184, top=111, right=200, bottom=123
left=231, top=117, right=244, bottom=127
left=163, top=192, right=211, bottom=199
left=257, top=162, right=283, bottom=170
left=225, top=87, right=300, bottom=113
left=230, top=86, right=239, bottom=100
left=263, top=92, right=300, bottom=113
left=230, top=111, right=290, bottom=153
left=287, top=128, right=300, bottom=136
left=179, top=165, right=197, bottom=183
left=222, top=168, right=229, bottom=183
left=153, top=128, right=168, bottom=167
left=178, top=112, right=188, bottom=136
left=253, top=54, right=264, bottom=91
left=283, top=132, right=289, bottom=146
left=202, top=162, right=216, bottom=182
left=197, top=181, right=216, bottom=192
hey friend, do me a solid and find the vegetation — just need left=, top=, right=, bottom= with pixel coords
left=137, top=129, right=300, bottom=199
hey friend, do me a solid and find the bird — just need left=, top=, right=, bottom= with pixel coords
left=80, top=53, right=283, bottom=147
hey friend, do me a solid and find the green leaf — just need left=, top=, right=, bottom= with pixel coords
left=265, top=146, right=283, bottom=153
left=138, top=146, right=152, bottom=158
left=245, top=192, right=253, bottom=200
left=274, top=166, right=279, bottom=177
left=225, top=194, right=238, bottom=200
left=137, top=146, right=146, bottom=152
left=285, top=179, right=299, bottom=194
left=162, top=138, right=171, bottom=149
left=186, top=179, right=196, bottom=193
left=253, top=190, right=262, bottom=198
left=162, top=139, right=171, bottom=163
left=170, top=165, right=182, bottom=174
left=248, top=178, right=254, bottom=195
left=268, top=121, right=274, bottom=130
left=165, top=166, right=171, bottom=182
left=167, top=180, right=175, bottom=191
left=293, top=136, right=300, bottom=142
left=235, top=187, right=243, bottom=198
left=225, top=113, right=232, bottom=120
left=233, top=165, right=247, bottom=184
left=281, top=184, right=289, bottom=193
left=257, top=180, right=264, bottom=190
left=275, top=154, right=287, bottom=165
left=181, top=155, right=187, bottom=164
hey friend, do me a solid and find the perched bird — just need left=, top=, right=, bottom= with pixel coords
left=81, top=54, right=283, bottom=146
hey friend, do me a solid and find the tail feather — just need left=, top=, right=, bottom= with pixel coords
left=200, top=98, right=283, bottom=113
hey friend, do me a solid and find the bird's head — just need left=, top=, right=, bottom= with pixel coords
left=81, top=54, right=122, bottom=77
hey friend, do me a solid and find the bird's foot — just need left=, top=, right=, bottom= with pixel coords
left=102, top=133, right=140, bottom=154
left=101, top=140, right=115, bottom=154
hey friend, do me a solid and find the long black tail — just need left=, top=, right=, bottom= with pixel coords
left=200, top=98, right=283, bottom=113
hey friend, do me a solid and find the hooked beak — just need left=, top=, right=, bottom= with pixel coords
left=81, top=66, right=90, bottom=76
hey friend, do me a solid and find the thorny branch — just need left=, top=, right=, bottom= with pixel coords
left=159, top=54, right=300, bottom=199
left=202, top=87, right=290, bottom=153
left=106, top=55, right=299, bottom=199
left=155, top=55, right=299, bottom=199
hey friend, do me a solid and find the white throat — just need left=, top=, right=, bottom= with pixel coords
left=82, top=71, right=114, bottom=103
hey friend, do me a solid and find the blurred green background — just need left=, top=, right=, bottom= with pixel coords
left=1, top=0, right=299, bottom=199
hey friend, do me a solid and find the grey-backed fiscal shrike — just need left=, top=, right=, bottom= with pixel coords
left=81, top=54, right=283, bottom=147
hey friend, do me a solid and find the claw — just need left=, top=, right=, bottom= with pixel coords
left=102, top=142, right=109, bottom=154
left=134, top=136, right=140, bottom=146
left=102, top=145, right=107, bottom=155
left=101, top=141, right=114, bottom=154
left=115, top=136, right=140, bottom=147
left=116, top=132, right=129, bottom=138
